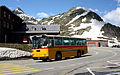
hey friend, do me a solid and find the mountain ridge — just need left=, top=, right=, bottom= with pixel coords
left=13, top=7, right=120, bottom=43
left=13, top=8, right=39, bottom=25
left=38, top=7, right=104, bottom=38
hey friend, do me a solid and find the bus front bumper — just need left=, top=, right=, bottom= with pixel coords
left=32, top=57, right=49, bottom=60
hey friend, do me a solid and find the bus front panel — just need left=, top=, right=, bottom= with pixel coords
left=32, top=48, right=49, bottom=60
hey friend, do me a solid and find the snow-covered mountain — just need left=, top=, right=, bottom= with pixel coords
left=38, top=7, right=104, bottom=39
left=38, top=7, right=120, bottom=44
left=13, top=7, right=120, bottom=45
left=13, top=8, right=39, bottom=25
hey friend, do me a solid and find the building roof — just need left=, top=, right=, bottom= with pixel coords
left=0, top=5, right=23, bottom=21
left=26, top=25, right=60, bottom=31
left=13, top=25, right=60, bottom=34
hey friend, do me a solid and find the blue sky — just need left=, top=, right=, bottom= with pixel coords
left=0, top=0, right=120, bottom=25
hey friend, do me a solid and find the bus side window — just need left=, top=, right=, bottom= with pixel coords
left=63, top=38, right=70, bottom=46
left=70, top=38, right=76, bottom=46
left=38, top=39, right=41, bottom=48
left=49, top=39, right=54, bottom=47
left=76, top=39, right=82, bottom=46
left=54, top=37, right=62, bottom=46
left=82, top=40, right=86, bottom=46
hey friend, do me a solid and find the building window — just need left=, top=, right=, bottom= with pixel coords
left=7, top=23, right=9, bottom=29
left=8, top=15, right=10, bottom=19
left=0, top=20, right=1, bottom=29
left=3, top=21, right=6, bottom=28
left=11, top=25, right=13, bottom=30
left=0, top=20, right=2, bottom=28
left=12, top=19, right=14, bottom=22
left=41, top=27, right=46, bottom=30
left=26, top=27, right=29, bottom=30
left=32, top=27, right=36, bottom=31
left=3, top=11, right=7, bottom=18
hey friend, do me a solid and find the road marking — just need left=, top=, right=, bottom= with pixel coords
left=87, top=65, right=120, bottom=75
left=87, top=68, right=95, bottom=75
left=107, top=61, right=120, bottom=66
left=107, top=61, right=113, bottom=64
left=0, top=63, right=40, bottom=75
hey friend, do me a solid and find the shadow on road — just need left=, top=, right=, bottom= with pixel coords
left=81, top=55, right=92, bottom=57
left=74, top=72, right=91, bottom=75
left=36, top=54, right=92, bottom=63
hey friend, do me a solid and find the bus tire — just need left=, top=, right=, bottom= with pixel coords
left=55, top=52, right=62, bottom=61
left=77, top=50, right=81, bottom=57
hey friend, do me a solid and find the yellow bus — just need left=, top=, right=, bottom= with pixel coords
left=32, top=35, right=88, bottom=61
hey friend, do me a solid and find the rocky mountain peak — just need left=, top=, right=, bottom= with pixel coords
left=101, top=23, right=120, bottom=40
left=63, top=7, right=103, bottom=22
left=13, top=7, right=38, bottom=25
left=69, top=7, right=89, bottom=13
left=13, top=7, right=24, bottom=14
left=38, top=6, right=104, bottom=37
left=39, top=6, right=103, bottom=25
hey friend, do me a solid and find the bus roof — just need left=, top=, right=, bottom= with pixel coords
left=33, top=34, right=86, bottom=40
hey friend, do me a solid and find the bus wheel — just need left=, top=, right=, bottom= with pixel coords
left=55, top=52, right=62, bottom=61
left=77, top=50, right=81, bottom=57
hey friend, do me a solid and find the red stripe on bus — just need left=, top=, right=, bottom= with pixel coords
left=32, top=45, right=87, bottom=50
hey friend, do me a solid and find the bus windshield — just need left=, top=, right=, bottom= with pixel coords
left=32, top=37, right=49, bottom=49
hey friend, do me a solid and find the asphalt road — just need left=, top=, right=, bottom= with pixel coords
left=0, top=47, right=120, bottom=75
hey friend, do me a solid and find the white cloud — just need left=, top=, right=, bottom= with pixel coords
left=36, top=12, right=49, bottom=18
left=103, top=7, right=120, bottom=26
left=95, top=9, right=99, bottom=12
left=116, top=0, right=120, bottom=6
left=116, top=0, right=120, bottom=3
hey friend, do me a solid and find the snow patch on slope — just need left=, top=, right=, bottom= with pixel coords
left=72, top=19, right=105, bottom=40
left=0, top=47, right=32, bottom=59
left=47, top=15, right=61, bottom=25
left=75, top=6, right=91, bottom=11
left=75, top=7, right=82, bottom=10
left=15, top=8, right=24, bottom=14
left=66, top=11, right=90, bottom=26
left=82, top=17, right=87, bottom=22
